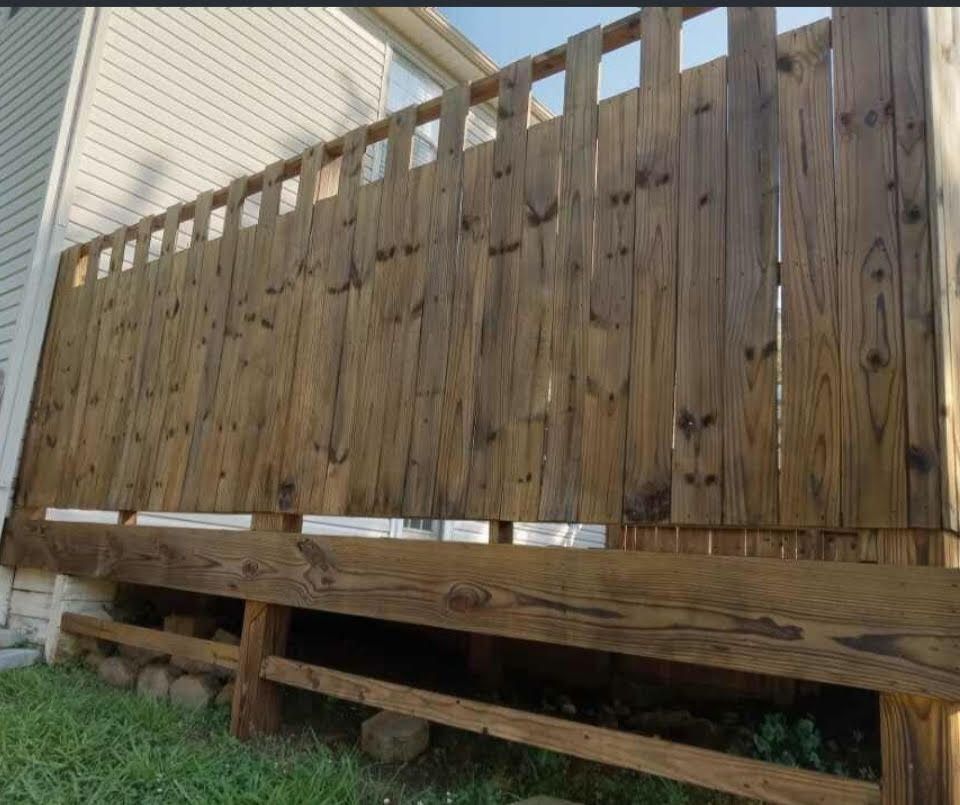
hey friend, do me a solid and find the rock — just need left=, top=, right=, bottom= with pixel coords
left=165, top=614, right=218, bottom=675
left=119, top=644, right=167, bottom=668
left=137, top=664, right=177, bottom=701
left=0, top=628, right=22, bottom=648
left=361, top=711, right=429, bottom=763
left=215, top=681, right=234, bottom=707
left=212, top=628, right=240, bottom=646
left=0, top=648, right=40, bottom=671
left=169, top=674, right=221, bottom=710
left=98, top=656, right=137, bottom=689
left=83, top=647, right=110, bottom=673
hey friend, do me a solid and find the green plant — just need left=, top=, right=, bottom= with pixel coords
left=751, top=713, right=824, bottom=770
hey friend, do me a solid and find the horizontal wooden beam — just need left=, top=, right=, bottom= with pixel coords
left=60, top=613, right=239, bottom=671
left=6, top=519, right=960, bottom=699
left=75, top=6, right=715, bottom=256
left=262, top=656, right=879, bottom=805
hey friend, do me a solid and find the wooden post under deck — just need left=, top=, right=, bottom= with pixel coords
left=231, top=512, right=301, bottom=739
left=467, top=520, right=514, bottom=684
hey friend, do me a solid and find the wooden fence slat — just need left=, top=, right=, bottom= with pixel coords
left=180, top=177, right=248, bottom=510
left=723, top=8, right=779, bottom=525
left=465, top=59, right=532, bottom=520
left=540, top=27, right=602, bottom=522
left=888, top=8, right=942, bottom=528
left=244, top=146, right=327, bottom=512
left=434, top=141, right=495, bottom=517
left=373, top=159, right=437, bottom=515
left=404, top=87, right=469, bottom=515
left=833, top=7, right=908, bottom=528
left=346, top=110, right=416, bottom=515
left=280, top=131, right=365, bottom=513
left=926, top=8, right=960, bottom=533
left=500, top=117, right=561, bottom=520
left=146, top=190, right=214, bottom=510
left=105, top=209, right=179, bottom=508
left=56, top=237, right=105, bottom=505
left=623, top=8, right=682, bottom=523
left=322, top=180, right=384, bottom=515
left=72, top=225, right=145, bottom=505
left=214, top=160, right=284, bottom=511
left=17, top=247, right=83, bottom=506
left=579, top=89, right=637, bottom=523
left=778, top=19, right=841, bottom=527
left=100, top=219, right=157, bottom=508
left=671, top=58, right=727, bottom=524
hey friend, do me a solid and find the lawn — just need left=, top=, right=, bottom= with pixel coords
left=0, top=664, right=734, bottom=805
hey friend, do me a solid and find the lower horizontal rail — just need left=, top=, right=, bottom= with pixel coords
left=262, top=656, right=880, bottom=805
left=7, top=518, right=960, bottom=699
left=61, top=613, right=239, bottom=671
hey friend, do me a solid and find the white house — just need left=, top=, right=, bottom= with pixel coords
left=0, top=7, right=604, bottom=649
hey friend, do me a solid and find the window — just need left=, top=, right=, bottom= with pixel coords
left=370, top=51, right=443, bottom=180
left=403, top=518, right=441, bottom=537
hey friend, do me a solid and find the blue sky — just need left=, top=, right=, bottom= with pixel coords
left=439, top=7, right=831, bottom=113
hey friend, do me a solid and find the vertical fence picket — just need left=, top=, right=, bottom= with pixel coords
left=623, top=8, right=682, bottom=523
left=280, top=130, right=365, bottom=513
left=833, top=7, right=907, bottom=528
left=724, top=7, right=779, bottom=525
left=214, top=161, right=284, bottom=511
left=181, top=177, right=248, bottom=511
left=404, top=86, right=469, bottom=516
left=145, top=190, right=215, bottom=510
left=500, top=116, right=561, bottom=521
left=579, top=90, right=637, bottom=523
left=888, top=7, right=942, bottom=528
left=778, top=19, right=841, bottom=527
left=346, top=110, right=416, bottom=515
left=466, top=59, right=532, bottom=520
left=540, top=26, right=602, bottom=522
left=434, top=141, right=495, bottom=517
left=671, top=57, right=727, bottom=525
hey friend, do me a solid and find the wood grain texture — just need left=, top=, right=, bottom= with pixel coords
left=466, top=59, right=532, bottom=520
left=888, top=8, right=942, bottom=529
left=404, top=88, right=469, bottom=515
left=778, top=19, right=841, bottom=527
left=434, top=142, right=494, bottom=517
left=322, top=180, right=384, bottom=515
left=264, top=656, right=880, bottom=805
left=500, top=117, right=561, bottom=521
left=624, top=7, right=682, bottom=523
left=672, top=58, right=726, bottom=524
left=7, top=517, right=960, bottom=700
left=540, top=27, right=601, bottom=522
left=61, top=613, right=239, bottom=670
left=579, top=90, right=636, bottom=523
left=347, top=110, right=416, bottom=515
left=179, top=177, right=247, bottom=510
left=925, top=8, right=960, bottom=533
left=833, top=7, right=907, bottom=527
left=723, top=8, right=779, bottom=525
left=215, top=161, right=285, bottom=512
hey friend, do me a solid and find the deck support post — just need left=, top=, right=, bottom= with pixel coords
left=230, top=513, right=301, bottom=739
left=879, top=530, right=960, bottom=802
left=467, top=520, right=513, bottom=685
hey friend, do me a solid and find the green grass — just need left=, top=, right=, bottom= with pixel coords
left=0, top=664, right=735, bottom=805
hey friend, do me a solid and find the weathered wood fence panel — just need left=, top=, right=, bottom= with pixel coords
left=14, top=11, right=958, bottom=533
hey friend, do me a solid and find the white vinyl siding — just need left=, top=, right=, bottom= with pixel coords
left=65, top=7, right=390, bottom=247
left=0, top=7, right=83, bottom=396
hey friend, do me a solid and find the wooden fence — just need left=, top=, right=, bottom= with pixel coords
left=4, top=7, right=960, bottom=803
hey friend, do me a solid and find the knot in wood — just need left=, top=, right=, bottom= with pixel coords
left=445, top=582, right=492, bottom=614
